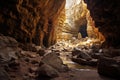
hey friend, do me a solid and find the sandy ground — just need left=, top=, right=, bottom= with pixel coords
left=53, top=69, right=116, bottom=80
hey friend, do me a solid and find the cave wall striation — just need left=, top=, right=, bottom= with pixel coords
left=57, top=0, right=104, bottom=41
left=0, top=0, right=65, bottom=47
left=84, top=0, right=120, bottom=48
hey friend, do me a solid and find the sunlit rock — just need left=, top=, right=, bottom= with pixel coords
left=57, top=0, right=104, bottom=43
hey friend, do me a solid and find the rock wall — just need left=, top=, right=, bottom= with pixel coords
left=86, top=11, right=105, bottom=42
left=57, top=0, right=88, bottom=40
left=0, top=0, right=65, bottom=47
left=56, top=9, right=66, bottom=41
left=84, top=0, right=120, bottom=48
left=57, top=0, right=104, bottom=41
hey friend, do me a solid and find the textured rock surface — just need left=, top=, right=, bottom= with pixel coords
left=57, top=0, right=103, bottom=41
left=38, top=63, right=59, bottom=78
left=0, top=0, right=65, bottom=47
left=0, top=67, right=10, bottom=80
left=0, top=35, right=20, bottom=63
left=98, top=56, right=120, bottom=79
left=41, top=53, right=69, bottom=72
left=84, top=0, right=120, bottom=48
left=86, top=11, right=105, bottom=41
left=57, top=0, right=88, bottom=40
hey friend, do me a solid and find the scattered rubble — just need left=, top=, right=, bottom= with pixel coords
left=0, top=35, right=119, bottom=80
left=98, top=52, right=120, bottom=79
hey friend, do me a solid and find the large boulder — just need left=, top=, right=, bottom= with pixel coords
left=40, top=53, right=69, bottom=72
left=72, top=49, right=92, bottom=61
left=102, top=48, right=120, bottom=57
left=38, top=53, right=69, bottom=78
left=0, top=35, right=22, bottom=80
left=0, top=47, right=19, bottom=63
left=71, top=48, right=99, bottom=66
left=0, top=35, right=20, bottom=63
left=98, top=56, right=120, bottom=79
left=38, top=63, right=59, bottom=78
left=72, top=58, right=97, bottom=66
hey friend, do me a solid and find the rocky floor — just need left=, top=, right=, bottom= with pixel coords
left=0, top=35, right=119, bottom=80
left=53, top=69, right=115, bottom=80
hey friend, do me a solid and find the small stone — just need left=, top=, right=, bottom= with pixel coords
left=29, top=67, right=38, bottom=73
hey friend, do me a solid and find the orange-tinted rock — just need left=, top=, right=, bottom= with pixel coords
left=84, top=0, right=120, bottom=48
left=0, top=0, right=65, bottom=47
left=57, top=0, right=104, bottom=41
left=86, top=11, right=105, bottom=42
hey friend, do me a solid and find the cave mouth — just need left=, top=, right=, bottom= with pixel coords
left=56, top=0, right=105, bottom=48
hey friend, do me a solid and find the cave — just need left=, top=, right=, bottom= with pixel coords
left=0, top=0, right=120, bottom=80
left=79, top=24, right=88, bottom=38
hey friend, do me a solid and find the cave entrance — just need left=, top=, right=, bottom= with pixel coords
left=56, top=0, right=105, bottom=47
left=79, top=24, right=88, bottom=38
left=55, top=0, right=105, bottom=70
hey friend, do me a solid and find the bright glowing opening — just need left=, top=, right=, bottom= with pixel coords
left=65, top=0, right=81, bottom=9
left=65, top=0, right=82, bottom=30
left=56, top=0, right=105, bottom=47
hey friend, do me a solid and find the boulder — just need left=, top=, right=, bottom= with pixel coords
left=0, top=35, right=21, bottom=80
left=72, top=49, right=92, bottom=61
left=98, top=56, right=120, bottom=79
left=101, top=48, right=120, bottom=58
left=91, top=53, right=102, bottom=59
left=41, top=53, right=69, bottom=72
left=38, top=63, right=59, bottom=78
left=0, top=35, right=20, bottom=63
left=72, top=58, right=97, bottom=66
left=0, top=35, right=18, bottom=48
left=106, top=49, right=120, bottom=57
left=0, top=47, right=19, bottom=63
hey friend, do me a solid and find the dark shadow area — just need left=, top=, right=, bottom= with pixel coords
left=36, top=76, right=53, bottom=80
left=79, top=24, right=88, bottom=38
left=98, top=75, right=117, bottom=80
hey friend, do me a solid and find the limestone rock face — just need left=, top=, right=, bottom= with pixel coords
left=84, top=0, right=120, bottom=48
left=0, top=0, right=65, bottom=47
left=86, top=11, right=105, bottom=41
left=57, top=0, right=103, bottom=41
left=62, top=0, right=88, bottom=39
